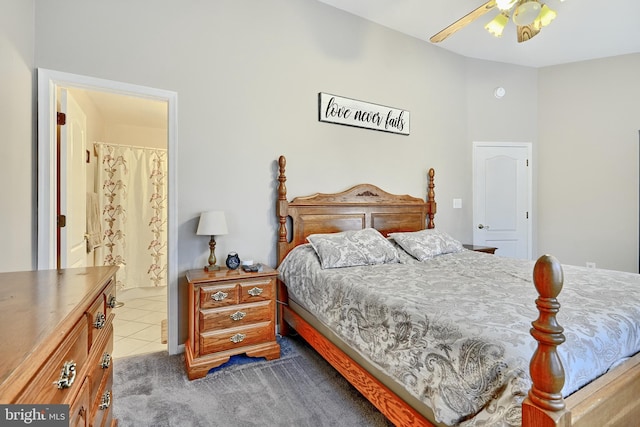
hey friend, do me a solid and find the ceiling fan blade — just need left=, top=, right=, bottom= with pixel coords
left=430, top=0, right=497, bottom=43
left=517, top=24, right=540, bottom=43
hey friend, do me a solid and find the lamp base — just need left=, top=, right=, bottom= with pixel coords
left=204, top=264, right=221, bottom=272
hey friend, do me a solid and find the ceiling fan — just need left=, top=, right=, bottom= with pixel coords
left=430, top=0, right=562, bottom=44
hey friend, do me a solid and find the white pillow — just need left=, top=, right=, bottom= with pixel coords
left=388, top=229, right=463, bottom=261
left=306, top=228, right=399, bottom=269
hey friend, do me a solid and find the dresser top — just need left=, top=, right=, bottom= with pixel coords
left=0, top=266, right=118, bottom=387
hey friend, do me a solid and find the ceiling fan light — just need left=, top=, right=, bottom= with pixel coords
left=513, top=1, right=542, bottom=26
left=537, top=4, right=557, bottom=27
left=485, top=12, right=509, bottom=37
left=496, top=0, right=517, bottom=11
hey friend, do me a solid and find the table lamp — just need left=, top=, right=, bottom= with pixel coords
left=196, top=211, right=228, bottom=271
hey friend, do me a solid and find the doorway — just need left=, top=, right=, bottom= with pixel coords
left=472, top=142, right=532, bottom=259
left=37, top=69, right=180, bottom=356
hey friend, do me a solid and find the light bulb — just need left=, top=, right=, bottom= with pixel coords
left=496, top=0, right=517, bottom=10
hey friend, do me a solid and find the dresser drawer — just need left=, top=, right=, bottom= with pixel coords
left=200, top=321, right=274, bottom=354
left=200, top=283, right=239, bottom=309
left=87, top=295, right=109, bottom=351
left=102, top=278, right=117, bottom=319
left=200, top=300, right=273, bottom=331
left=89, top=325, right=114, bottom=407
left=239, top=278, right=274, bottom=303
left=91, top=366, right=113, bottom=427
left=17, top=319, right=88, bottom=404
left=69, top=377, right=90, bottom=427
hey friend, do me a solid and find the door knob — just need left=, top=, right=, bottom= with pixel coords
left=478, top=224, right=490, bottom=229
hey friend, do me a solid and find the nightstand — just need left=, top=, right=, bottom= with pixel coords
left=184, top=266, right=281, bottom=380
left=463, top=244, right=497, bottom=254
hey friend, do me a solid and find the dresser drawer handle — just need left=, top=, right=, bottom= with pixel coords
left=101, top=352, right=112, bottom=369
left=94, top=312, right=106, bottom=329
left=230, top=311, right=246, bottom=321
left=248, top=287, right=263, bottom=297
left=211, top=291, right=228, bottom=301
left=54, top=361, right=77, bottom=389
left=230, top=333, right=246, bottom=344
left=107, top=295, right=117, bottom=309
left=99, top=390, right=111, bottom=410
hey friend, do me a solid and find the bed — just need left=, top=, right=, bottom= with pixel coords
left=274, top=155, right=640, bottom=427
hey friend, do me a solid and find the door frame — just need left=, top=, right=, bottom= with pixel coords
left=472, top=141, right=533, bottom=259
left=37, top=68, right=181, bottom=355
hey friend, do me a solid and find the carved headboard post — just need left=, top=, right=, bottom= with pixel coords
left=277, top=155, right=289, bottom=264
left=427, top=168, right=436, bottom=229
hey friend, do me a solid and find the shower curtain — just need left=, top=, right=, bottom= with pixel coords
left=95, top=142, right=167, bottom=291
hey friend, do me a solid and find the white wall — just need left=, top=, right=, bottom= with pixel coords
left=0, top=0, right=35, bottom=272
left=538, top=54, right=640, bottom=272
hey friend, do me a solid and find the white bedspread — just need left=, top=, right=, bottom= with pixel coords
left=278, top=245, right=640, bottom=426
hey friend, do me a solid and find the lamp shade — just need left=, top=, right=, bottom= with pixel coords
left=513, top=1, right=542, bottom=26
left=196, top=211, right=228, bottom=236
left=485, top=13, right=509, bottom=37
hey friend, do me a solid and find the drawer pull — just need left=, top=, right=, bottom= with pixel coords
left=230, top=311, right=246, bottom=321
left=101, top=352, right=112, bottom=369
left=94, top=312, right=106, bottom=329
left=54, top=361, right=77, bottom=389
left=248, top=287, right=263, bottom=297
left=107, top=295, right=117, bottom=308
left=212, top=291, right=228, bottom=301
left=230, top=333, right=246, bottom=344
left=99, top=390, right=111, bottom=410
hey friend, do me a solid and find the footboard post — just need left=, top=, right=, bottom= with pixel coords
left=523, top=254, right=571, bottom=427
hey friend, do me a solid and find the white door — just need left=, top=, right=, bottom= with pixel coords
left=473, top=142, right=531, bottom=259
left=58, top=89, right=87, bottom=269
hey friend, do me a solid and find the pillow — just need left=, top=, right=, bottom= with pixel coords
left=388, top=229, right=463, bottom=261
left=306, top=228, right=399, bottom=269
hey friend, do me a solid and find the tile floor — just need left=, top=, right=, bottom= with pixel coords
left=112, top=286, right=167, bottom=358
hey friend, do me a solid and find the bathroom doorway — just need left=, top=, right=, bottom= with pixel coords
left=37, top=69, right=180, bottom=356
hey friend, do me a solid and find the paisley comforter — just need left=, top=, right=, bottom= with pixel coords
left=278, top=245, right=640, bottom=426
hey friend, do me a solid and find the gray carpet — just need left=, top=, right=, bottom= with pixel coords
left=113, top=335, right=393, bottom=426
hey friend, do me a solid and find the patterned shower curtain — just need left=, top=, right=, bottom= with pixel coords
left=95, top=142, right=167, bottom=291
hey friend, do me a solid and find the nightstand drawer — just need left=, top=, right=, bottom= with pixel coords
left=200, top=321, right=274, bottom=354
left=239, top=279, right=274, bottom=303
left=200, top=283, right=239, bottom=309
left=200, top=300, right=273, bottom=331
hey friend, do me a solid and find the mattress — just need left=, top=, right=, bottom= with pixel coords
left=278, top=245, right=640, bottom=426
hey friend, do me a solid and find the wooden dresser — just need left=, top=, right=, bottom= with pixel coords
left=0, top=266, right=119, bottom=426
left=185, top=266, right=280, bottom=380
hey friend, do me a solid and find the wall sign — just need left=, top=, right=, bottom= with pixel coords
left=318, top=93, right=410, bottom=135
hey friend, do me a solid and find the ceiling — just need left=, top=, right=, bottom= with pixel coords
left=70, top=88, right=167, bottom=129
left=317, top=0, right=640, bottom=68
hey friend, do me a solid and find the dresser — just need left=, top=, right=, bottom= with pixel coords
left=0, top=266, right=118, bottom=427
left=185, top=266, right=280, bottom=380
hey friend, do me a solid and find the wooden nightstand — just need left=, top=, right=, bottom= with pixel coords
left=463, top=244, right=497, bottom=254
left=184, top=266, right=281, bottom=380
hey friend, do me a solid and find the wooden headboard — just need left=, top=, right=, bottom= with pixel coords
left=276, top=155, right=437, bottom=264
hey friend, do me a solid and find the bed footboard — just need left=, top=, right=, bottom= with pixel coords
left=523, top=254, right=571, bottom=426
